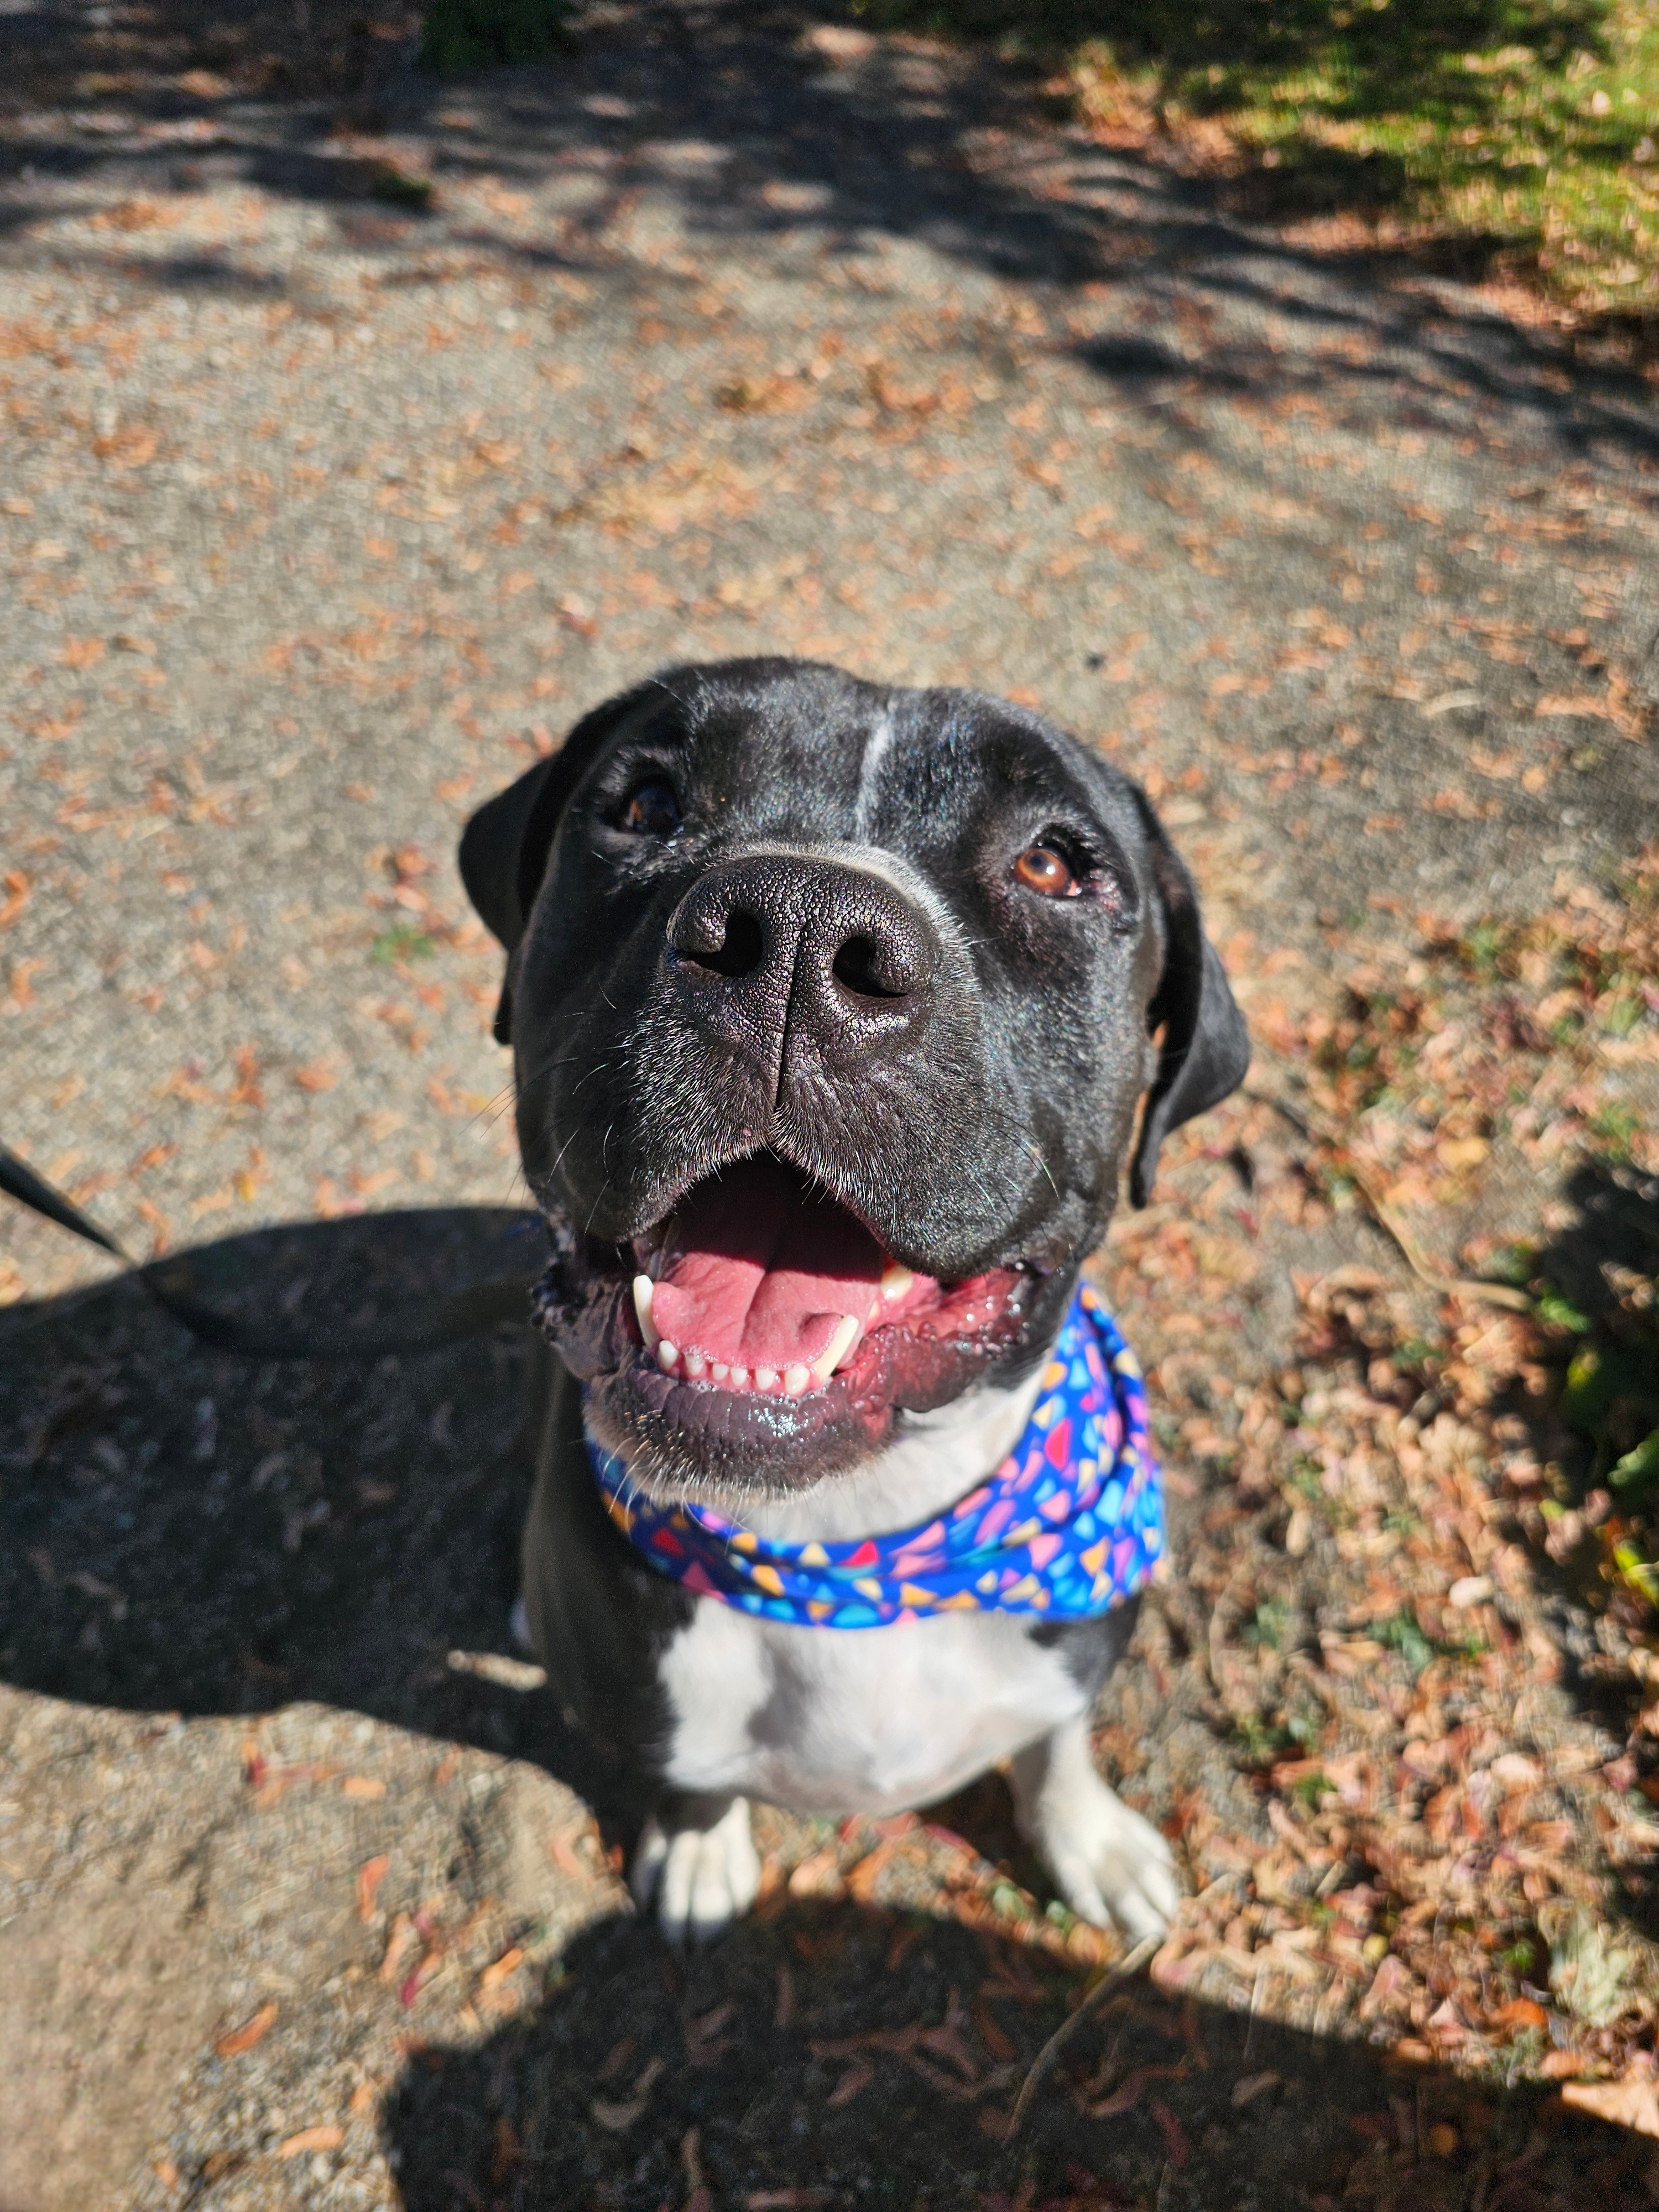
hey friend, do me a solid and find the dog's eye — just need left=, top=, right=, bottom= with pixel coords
left=1013, top=843, right=1078, bottom=899
left=618, top=779, right=682, bottom=838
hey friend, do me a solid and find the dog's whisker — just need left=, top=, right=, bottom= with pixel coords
left=582, top=1175, right=613, bottom=1234
left=544, top=1123, right=583, bottom=1186
left=462, top=1082, right=518, bottom=1139
left=1026, top=1141, right=1060, bottom=1203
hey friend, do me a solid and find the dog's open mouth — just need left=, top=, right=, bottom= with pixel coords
left=633, top=1154, right=942, bottom=1397
left=532, top=1153, right=1037, bottom=1471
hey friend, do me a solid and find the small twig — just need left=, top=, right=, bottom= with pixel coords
left=1244, top=1084, right=1533, bottom=1313
left=1007, top=1933, right=1159, bottom=2137
left=1081, top=2017, right=1129, bottom=2109
left=1242, top=1958, right=1267, bottom=2063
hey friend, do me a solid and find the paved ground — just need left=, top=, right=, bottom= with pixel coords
left=3, top=6, right=1659, bottom=2210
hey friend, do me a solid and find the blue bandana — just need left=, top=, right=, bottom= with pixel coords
left=587, top=1282, right=1162, bottom=1629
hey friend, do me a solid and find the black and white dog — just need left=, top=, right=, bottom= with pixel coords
left=460, top=660, right=1247, bottom=1942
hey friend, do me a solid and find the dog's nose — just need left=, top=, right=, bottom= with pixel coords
left=667, top=853, right=936, bottom=1075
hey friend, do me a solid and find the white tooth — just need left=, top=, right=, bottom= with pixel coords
left=632, top=1275, right=660, bottom=1353
left=881, top=1264, right=914, bottom=1302
left=656, top=1340, right=679, bottom=1374
left=868, top=1298, right=880, bottom=1323
left=684, top=1349, right=706, bottom=1379
left=711, top=1361, right=729, bottom=1382
left=728, top=1366, right=748, bottom=1387
left=783, top=1363, right=810, bottom=1397
left=811, top=1313, right=861, bottom=1385
left=754, top=1366, right=779, bottom=1392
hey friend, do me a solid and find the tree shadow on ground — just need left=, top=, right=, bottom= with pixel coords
left=2, top=0, right=1656, bottom=473
left=1534, top=1160, right=1659, bottom=1338
left=863, top=0, right=1642, bottom=168
left=379, top=1892, right=1657, bottom=2211
left=1514, top=1161, right=1659, bottom=1821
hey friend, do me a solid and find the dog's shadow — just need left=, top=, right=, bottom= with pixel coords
left=381, top=1894, right=1647, bottom=2211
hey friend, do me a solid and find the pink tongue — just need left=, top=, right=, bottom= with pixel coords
left=649, top=1157, right=891, bottom=1368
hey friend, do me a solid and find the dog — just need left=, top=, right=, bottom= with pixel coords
left=459, top=659, right=1248, bottom=1943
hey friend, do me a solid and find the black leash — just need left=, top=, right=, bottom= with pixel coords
left=0, top=1139, right=534, bottom=1361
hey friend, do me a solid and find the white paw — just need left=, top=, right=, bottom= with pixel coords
left=630, top=1796, right=760, bottom=1944
left=1013, top=1721, right=1180, bottom=1943
left=1035, top=1776, right=1180, bottom=1943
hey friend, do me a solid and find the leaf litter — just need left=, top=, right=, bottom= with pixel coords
left=704, top=842, right=1659, bottom=2171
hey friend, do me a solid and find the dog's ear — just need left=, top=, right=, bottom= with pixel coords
left=458, top=676, right=673, bottom=1044
left=1128, top=795, right=1250, bottom=1208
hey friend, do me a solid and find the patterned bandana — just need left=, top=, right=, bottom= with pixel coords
left=587, top=1282, right=1162, bottom=1630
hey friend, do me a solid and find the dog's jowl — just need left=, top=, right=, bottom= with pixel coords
left=460, top=659, right=1248, bottom=1942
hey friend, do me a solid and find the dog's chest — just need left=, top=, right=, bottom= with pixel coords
left=655, top=1602, right=1087, bottom=1816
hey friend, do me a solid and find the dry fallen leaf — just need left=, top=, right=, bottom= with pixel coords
left=787, top=1846, right=844, bottom=1901
left=591, top=2096, right=645, bottom=2132
left=213, top=2000, right=278, bottom=2057
left=591, top=2057, right=663, bottom=2131
left=356, top=1853, right=390, bottom=1922
left=974, top=1998, right=1016, bottom=2062
left=378, top=1912, right=418, bottom=1983
left=844, top=1840, right=909, bottom=1902
left=276, top=2124, right=344, bottom=2159
left=1487, top=1996, right=1549, bottom=2034
left=827, top=2059, right=874, bottom=2108
left=1562, top=2071, right=1659, bottom=2137
left=479, top=1945, right=525, bottom=1992
left=1540, top=2048, right=1589, bottom=2079
left=1535, top=692, right=1610, bottom=720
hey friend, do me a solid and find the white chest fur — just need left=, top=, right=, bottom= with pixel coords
left=656, top=1599, right=1087, bottom=1814
left=650, top=1365, right=1087, bottom=1815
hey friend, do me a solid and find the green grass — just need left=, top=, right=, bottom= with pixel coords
left=419, top=0, right=571, bottom=75
left=371, top=922, right=435, bottom=964
left=854, top=0, right=1659, bottom=320
left=1243, top=1595, right=1293, bottom=1648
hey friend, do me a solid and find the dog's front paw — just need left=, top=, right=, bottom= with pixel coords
left=1035, top=1778, right=1179, bottom=1942
left=630, top=1793, right=760, bottom=1944
left=1013, top=1719, right=1180, bottom=1943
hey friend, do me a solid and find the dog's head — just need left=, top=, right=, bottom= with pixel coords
left=461, top=659, right=1246, bottom=1496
